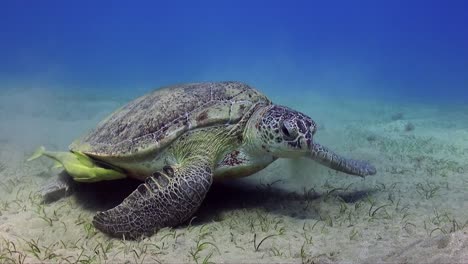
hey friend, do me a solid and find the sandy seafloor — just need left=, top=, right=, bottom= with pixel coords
left=0, top=87, right=467, bottom=264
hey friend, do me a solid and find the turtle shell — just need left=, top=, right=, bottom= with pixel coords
left=70, top=81, right=270, bottom=158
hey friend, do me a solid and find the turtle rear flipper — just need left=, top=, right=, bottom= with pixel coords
left=41, top=171, right=77, bottom=203
left=93, top=161, right=213, bottom=239
left=27, top=146, right=127, bottom=182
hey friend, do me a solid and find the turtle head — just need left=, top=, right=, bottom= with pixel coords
left=252, top=105, right=317, bottom=158
left=249, top=105, right=376, bottom=177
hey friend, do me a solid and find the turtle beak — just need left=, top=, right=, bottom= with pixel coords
left=297, top=118, right=315, bottom=152
left=296, top=136, right=310, bottom=154
left=293, top=132, right=313, bottom=157
left=304, top=126, right=314, bottom=151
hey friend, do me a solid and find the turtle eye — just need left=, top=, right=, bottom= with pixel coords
left=281, top=125, right=290, bottom=137
left=280, top=121, right=298, bottom=140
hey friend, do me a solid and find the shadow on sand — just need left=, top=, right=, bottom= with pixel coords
left=72, top=177, right=375, bottom=226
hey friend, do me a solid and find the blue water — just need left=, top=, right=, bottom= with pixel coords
left=1, top=0, right=467, bottom=102
left=1, top=2, right=468, bottom=262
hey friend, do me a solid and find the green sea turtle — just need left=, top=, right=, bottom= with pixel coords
left=29, top=81, right=376, bottom=239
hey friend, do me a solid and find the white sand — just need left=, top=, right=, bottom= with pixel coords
left=0, top=88, right=467, bottom=263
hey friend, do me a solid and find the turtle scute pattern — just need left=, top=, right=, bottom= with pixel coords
left=92, top=163, right=213, bottom=239
left=71, top=81, right=270, bottom=157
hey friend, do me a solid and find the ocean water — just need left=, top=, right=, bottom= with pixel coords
left=1, top=1, right=467, bottom=263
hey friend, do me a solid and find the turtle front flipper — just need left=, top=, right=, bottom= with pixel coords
left=310, top=142, right=376, bottom=177
left=93, top=162, right=213, bottom=239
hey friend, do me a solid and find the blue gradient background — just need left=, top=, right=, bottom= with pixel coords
left=1, top=0, right=467, bottom=102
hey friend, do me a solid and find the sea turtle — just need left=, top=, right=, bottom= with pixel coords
left=29, top=81, right=376, bottom=239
